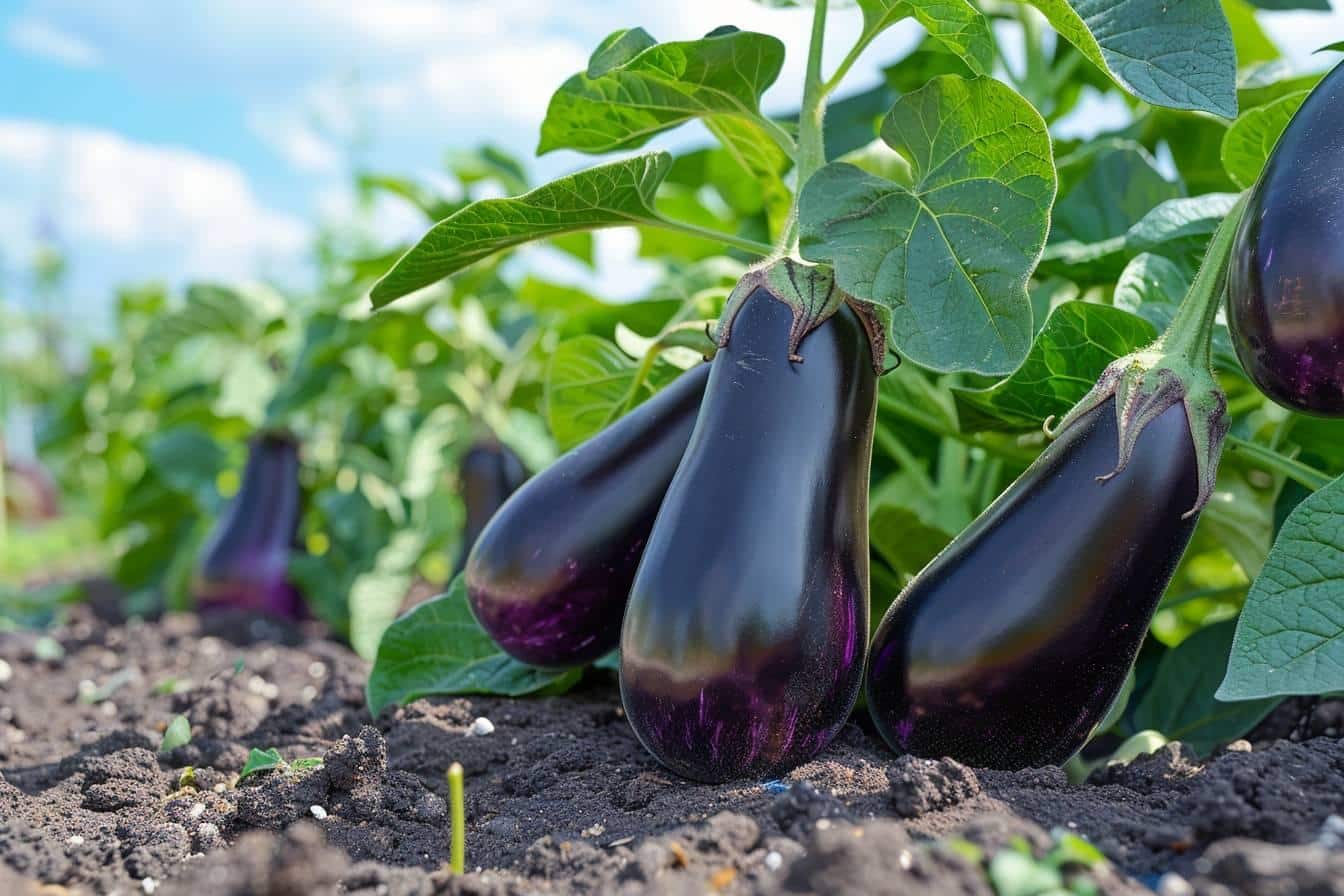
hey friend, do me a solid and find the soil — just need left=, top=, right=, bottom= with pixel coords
left=3, top=606, right=1344, bottom=895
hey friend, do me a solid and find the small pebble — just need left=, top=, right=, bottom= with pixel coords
left=816, top=819, right=832, bottom=831
left=467, top=717, right=495, bottom=737
left=189, top=803, right=206, bottom=820
left=142, top=878, right=159, bottom=894
left=301, top=685, right=318, bottom=702
left=66, top=835, right=85, bottom=846
left=198, top=823, right=219, bottom=839
left=1317, top=814, right=1344, bottom=849
left=0, top=659, right=11, bottom=684
left=764, top=851, right=783, bottom=871
left=310, top=805, right=328, bottom=820
left=1157, top=872, right=1194, bottom=896
left=308, top=662, right=327, bottom=678
left=898, top=849, right=913, bottom=870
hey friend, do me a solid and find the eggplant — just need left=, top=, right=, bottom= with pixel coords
left=452, top=440, right=528, bottom=576
left=3, top=457, right=60, bottom=523
left=1228, top=62, right=1344, bottom=415
left=620, top=285, right=877, bottom=783
left=465, top=363, right=710, bottom=668
left=865, top=398, right=1200, bottom=770
left=193, top=432, right=304, bottom=619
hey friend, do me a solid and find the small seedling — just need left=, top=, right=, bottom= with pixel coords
left=159, top=714, right=192, bottom=753
left=446, top=762, right=465, bottom=874
left=236, top=747, right=324, bottom=783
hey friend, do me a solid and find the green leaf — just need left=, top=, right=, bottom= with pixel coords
left=954, top=302, right=1156, bottom=431
left=371, top=154, right=673, bottom=306
left=800, top=76, right=1055, bottom=375
left=1223, top=0, right=1281, bottom=67
left=1015, top=0, right=1237, bottom=117
left=349, top=530, right=427, bottom=661
left=290, top=757, right=324, bottom=772
left=1219, top=474, right=1344, bottom=700
left=1136, top=620, right=1278, bottom=755
left=537, top=29, right=785, bottom=156
left=544, top=336, right=677, bottom=451
left=159, top=714, right=192, bottom=753
left=1051, top=142, right=1183, bottom=246
left=989, top=849, right=1064, bottom=896
left=238, top=747, right=284, bottom=781
left=869, top=502, right=954, bottom=576
left=366, top=576, right=582, bottom=716
left=855, top=0, right=994, bottom=77
left=1221, top=91, right=1308, bottom=189
left=1247, top=0, right=1330, bottom=9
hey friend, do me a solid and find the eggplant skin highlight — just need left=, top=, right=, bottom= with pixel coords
left=452, top=440, right=529, bottom=576
left=465, top=363, right=710, bottom=668
left=1228, top=62, right=1344, bottom=416
left=193, top=431, right=305, bottom=620
left=620, top=287, right=876, bottom=783
left=865, top=399, right=1199, bottom=770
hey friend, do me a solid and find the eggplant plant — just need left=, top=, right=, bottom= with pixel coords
left=452, top=439, right=529, bottom=577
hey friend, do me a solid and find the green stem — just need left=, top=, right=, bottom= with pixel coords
left=777, top=0, right=830, bottom=256
left=873, top=422, right=936, bottom=495
left=654, top=219, right=773, bottom=257
left=1018, top=6, right=1048, bottom=99
left=447, top=762, right=465, bottom=874
left=877, top=394, right=1040, bottom=465
left=821, top=31, right=872, bottom=97
left=1225, top=435, right=1332, bottom=491
left=1157, top=193, right=1249, bottom=367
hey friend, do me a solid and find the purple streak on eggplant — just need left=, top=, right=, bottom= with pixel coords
left=1228, top=62, right=1344, bottom=415
left=193, top=432, right=304, bottom=620
left=620, top=288, right=876, bottom=783
left=866, top=398, right=1199, bottom=770
left=452, top=440, right=529, bottom=577
left=466, top=363, right=710, bottom=668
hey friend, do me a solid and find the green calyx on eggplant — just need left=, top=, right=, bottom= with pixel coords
left=465, top=363, right=710, bottom=668
left=1228, top=62, right=1344, bottom=416
left=865, top=197, right=1247, bottom=771
left=452, top=439, right=529, bottom=577
left=621, top=258, right=882, bottom=783
left=193, top=431, right=305, bottom=620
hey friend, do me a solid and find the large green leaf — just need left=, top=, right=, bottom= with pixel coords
left=1135, top=620, right=1278, bottom=756
left=800, top=76, right=1055, bottom=375
left=855, top=0, right=994, bottom=76
left=538, top=29, right=785, bottom=156
left=366, top=577, right=581, bottom=715
left=371, top=154, right=672, bottom=306
left=1016, top=0, right=1237, bottom=117
left=544, top=336, right=678, bottom=451
left=1221, top=90, right=1308, bottom=189
left=1219, top=474, right=1344, bottom=700
left=955, top=302, right=1156, bottom=431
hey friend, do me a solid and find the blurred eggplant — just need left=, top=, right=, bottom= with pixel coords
left=3, top=457, right=60, bottom=523
left=193, top=431, right=304, bottom=619
left=466, top=363, right=710, bottom=668
left=865, top=398, right=1200, bottom=770
left=1228, top=62, right=1344, bottom=415
left=452, top=440, right=529, bottom=576
left=621, top=282, right=877, bottom=782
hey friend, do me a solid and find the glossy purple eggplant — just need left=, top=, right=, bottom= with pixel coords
left=1228, top=62, right=1344, bottom=415
left=466, top=363, right=710, bottom=668
left=193, top=432, right=304, bottom=619
left=866, top=399, right=1200, bottom=770
left=620, top=288, right=876, bottom=783
left=452, top=440, right=528, bottom=576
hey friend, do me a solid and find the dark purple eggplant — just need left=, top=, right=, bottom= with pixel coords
left=865, top=398, right=1200, bottom=770
left=452, top=440, right=528, bottom=576
left=1228, top=62, right=1344, bottom=415
left=466, top=363, right=710, bottom=668
left=620, top=285, right=877, bottom=783
left=193, top=432, right=304, bottom=620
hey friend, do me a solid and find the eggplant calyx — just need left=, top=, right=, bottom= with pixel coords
left=1045, top=349, right=1228, bottom=518
left=717, top=257, right=886, bottom=373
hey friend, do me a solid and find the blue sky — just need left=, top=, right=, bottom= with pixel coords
left=1, top=0, right=1340, bottom=337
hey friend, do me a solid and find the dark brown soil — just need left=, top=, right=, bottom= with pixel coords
left=3, top=607, right=1344, bottom=895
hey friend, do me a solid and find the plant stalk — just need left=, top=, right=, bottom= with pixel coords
left=656, top=219, right=773, bottom=257
left=1225, top=436, right=1332, bottom=491
left=776, top=0, right=830, bottom=255
left=1156, top=193, right=1249, bottom=368
left=447, top=762, right=465, bottom=874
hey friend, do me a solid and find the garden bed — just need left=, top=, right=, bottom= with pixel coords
left=3, top=606, right=1343, bottom=895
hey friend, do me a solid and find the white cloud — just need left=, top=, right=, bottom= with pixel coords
left=0, top=120, right=308, bottom=280
left=248, top=109, right=343, bottom=174
left=6, top=15, right=101, bottom=68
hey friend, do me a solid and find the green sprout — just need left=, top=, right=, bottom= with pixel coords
left=447, top=762, right=465, bottom=874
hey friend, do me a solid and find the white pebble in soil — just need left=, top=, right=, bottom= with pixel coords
left=66, top=835, right=85, bottom=846
left=0, top=659, right=11, bottom=684
left=197, top=823, right=219, bottom=839
left=1156, top=872, right=1194, bottom=896
left=141, top=878, right=159, bottom=894
left=467, top=717, right=495, bottom=737
left=764, top=851, right=783, bottom=872
left=189, top=803, right=207, bottom=820
left=310, top=805, right=328, bottom=820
